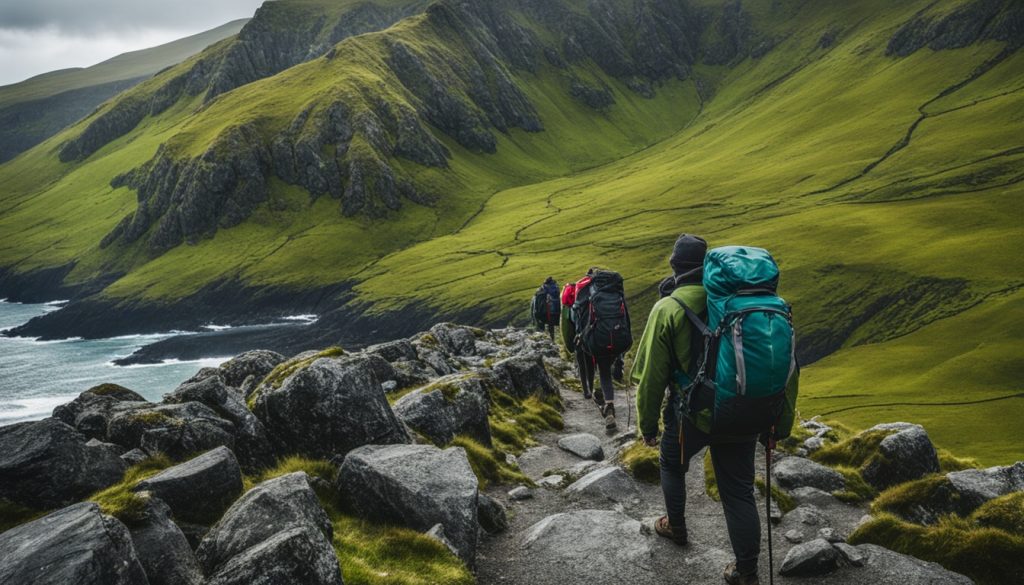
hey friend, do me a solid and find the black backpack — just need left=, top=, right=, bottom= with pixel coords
left=573, top=270, right=632, bottom=358
left=532, top=287, right=560, bottom=326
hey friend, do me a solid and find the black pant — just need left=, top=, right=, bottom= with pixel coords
left=576, top=353, right=614, bottom=402
left=660, top=392, right=759, bottom=575
left=536, top=322, right=555, bottom=342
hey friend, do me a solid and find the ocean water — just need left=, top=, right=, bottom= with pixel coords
left=0, top=300, right=230, bottom=426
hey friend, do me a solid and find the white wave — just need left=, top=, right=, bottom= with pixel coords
left=109, top=356, right=231, bottom=369
left=281, top=314, right=319, bottom=323
left=0, top=394, right=79, bottom=425
left=202, top=324, right=234, bottom=331
left=43, top=300, right=69, bottom=306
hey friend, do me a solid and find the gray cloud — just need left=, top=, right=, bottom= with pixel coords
left=0, top=0, right=265, bottom=34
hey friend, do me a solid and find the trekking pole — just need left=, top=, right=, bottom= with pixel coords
left=765, top=427, right=776, bottom=585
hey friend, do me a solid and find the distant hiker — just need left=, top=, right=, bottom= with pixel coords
left=632, top=236, right=799, bottom=585
left=531, top=277, right=561, bottom=342
left=560, top=281, right=577, bottom=355
left=572, top=267, right=633, bottom=431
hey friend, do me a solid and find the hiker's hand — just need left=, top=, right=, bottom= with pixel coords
left=643, top=436, right=659, bottom=448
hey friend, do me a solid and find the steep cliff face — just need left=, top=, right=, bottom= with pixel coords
left=886, top=0, right=1023, bottom=57
left=94, top=0, right=719, bottom=253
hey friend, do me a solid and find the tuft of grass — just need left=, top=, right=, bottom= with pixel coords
left=938, top=448, right=980, bottom=473
left=811, top=429, right=894, bottom=469
left=449, top=435, right=530, bottom=488
left=131, top=411, right=173, bottom=426
left=332, top=514, right=474, bottom=585
left=487, top=389, right=563, bottom=454
left=872, top=474, right=955, bottom=518
left=971, top=492, right=1024, bottom=536
left=756, top=476, right=796, bottom=513
left=831, top=465, right=878, bottom=503
left=0, top=499, right=44, bottom=533
left=243, top=455, right=337, bottom=493
left=260, top=347, right=345, bottom=392
left=849, top=513, right=1024, bottom=585
left=620, top=441, right=660, bottom=484
left=88, top=454, right=174, bottom=525
left=778, top=423, right=813, bottom=455
left=88, top=383, right=135, bottom=396
left=704, top=450, right=719, bottom=502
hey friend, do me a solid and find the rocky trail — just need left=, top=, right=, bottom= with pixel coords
left=0, top=324, right=1013, bottom=585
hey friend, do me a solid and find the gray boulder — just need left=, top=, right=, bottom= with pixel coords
left=520, top=510, right=653, bottom=581
left=52, top=384, right=149, bottom=441
left=566, top=466, right=638, bottom=503
left=218, top=350, right=285, bottom=388
left=0, top=502, right=148, bottom=585
left=390, top=358, right=436, bottom=388
left=108, top=402, right=236, bottom=459
left=251, top=355, right=410, bottom=459
left=834, top=542, right=865, bottom=567
left=429, top=322, right=480, bottom=356
left=338, top=444, right=479, bottom=566
left=134, top=446, right=243, bottom=524
left=121, top=448, right=150, bottom=466
left=0, top=418, right=126, bottom=509
left=557, top=433, right=604, bottom=461
left=206, top=526, right=343, bottom=585
left=861, top=424, right=940, bottom=490
left=858, top=544, right=973, bottom=584
left=773, top=456, right=845, bottom=492
left=947, top=461, right=1024, bottom=511
left=165, top=375, right=276, bottom=471
left=779, top=538, right=839, bottom=576
left=509, top=486, right=534, bottom=500
left=129, top=498, right=203, bottom=585
left=197, top=471, right=332, bottom=575
left=477, top=493, right=508, bottom=534
left=365, top=338, right=419, bottom=363
left=790, top=486, right=837, bottom=506
left=393, top=373, right=492, bottom=446
left=492, top=352, right=558, bottom=399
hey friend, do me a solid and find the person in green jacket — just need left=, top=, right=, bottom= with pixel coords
left=632, top=234, right=798, bottom=585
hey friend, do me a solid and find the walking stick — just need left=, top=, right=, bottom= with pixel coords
left=765, top=427, right=776, bottom=585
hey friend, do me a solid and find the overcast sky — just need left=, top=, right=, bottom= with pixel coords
left=0, top=0, right=266, bottom=86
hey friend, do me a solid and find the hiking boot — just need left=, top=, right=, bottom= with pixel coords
left=603, top=403, right=617, bottom=431
left=593, top=392, right=605, bottom=408
left=723, top=563, right=759, bottom=585
left=655, top=516, right=688, bottom=546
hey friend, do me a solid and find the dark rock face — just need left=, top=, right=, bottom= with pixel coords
left=773, top=457, right=846, bottom=492
left=946, top=461, right=1024, bottom=512
left=164, top=375, right=276, bottom=471
left=477, top=493, right=508, bottom=534
left=492, top=352, right=559, bottom=398
left=197, top=471, right=333, bottom=576
left=886, top=0, right=1023, bottom=57
left=129, top=498, right=203, bottom=585
left=52, top=384, right=149, bottom=442
left=218, top=350, right=286, bottom=388
left=251, top=355, right=410, bottom=459
left=0, top=418, right=126, bottom=509
left=206, top=526, right=343, bottom=585
left=108, top=402, right=237, bottom=460
left=861, top=424, right=939, bottom=490
left=429, top=323, right=481, bottom=356
left=0, top=502, right=149, bottom=585
left=338, top=444, right=479, bottom=566
left=365, top=338, right=419, bottom=363
left=779, top=538, right=840, bottom=576
left=134, top=446, right=243, bottom=524
left=393, top=373, right=492, bottom=446
left=569, top=80, right=616, bottom=109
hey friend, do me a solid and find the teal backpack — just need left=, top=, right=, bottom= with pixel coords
left=672, top=246, right=797, bottom=436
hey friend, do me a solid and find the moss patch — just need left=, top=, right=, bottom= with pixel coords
left=811, top=429, right=894, bottom=469
left=704, top=450, right=719, bottom=502
left=849, top=513, right=1024, bottom=585
left=88, top=383, right=135, bottom=396
left=88, top=454, right=174, bottom=526
left=131, top=410, right=173, bottom=426
left=487, top=389, right=563, bottom=454
left=0, top=499, right=44, bottom=533
left=938, top=448, right=980, bottom=473
left=620, top=441, right=660, bottom=484
left=243, top=455, right=337, bottom=493
left=831, top=465, right=878, bottom=503
left=756, top=476, right=796, bottom=513
left=260, top=347, right=346, bottom=392
left=449, top=435, right=530, bottom=488
left=972, top=492, right=1024, bottom=536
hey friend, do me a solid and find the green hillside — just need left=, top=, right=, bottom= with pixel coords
left=0, top=19, right=249, bottom=163
left=0, top=0, right=1021, bottom=463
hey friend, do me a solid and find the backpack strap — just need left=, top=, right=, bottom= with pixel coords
left=669, top=297, right=711, bottom=337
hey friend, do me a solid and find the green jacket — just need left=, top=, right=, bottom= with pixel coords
left=560, top=305, right=575, bottom=353
left=631, top=285, right=707, bottom=440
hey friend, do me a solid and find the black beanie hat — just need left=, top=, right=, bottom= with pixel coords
left=669, top=234, right=707, bottom=275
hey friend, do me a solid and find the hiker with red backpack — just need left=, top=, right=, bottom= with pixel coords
left=531, top=277, right=561, bottom=342
left=632, top=235, right=799, bottom=585
left=569, top=268, right=633, bottom=431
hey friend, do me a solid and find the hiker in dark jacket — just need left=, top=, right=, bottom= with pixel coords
left=531, top=277, right=560, bottom=342
left=571, top=268, right=630, bottom=431
left=631, top=234, right=798, bottom=585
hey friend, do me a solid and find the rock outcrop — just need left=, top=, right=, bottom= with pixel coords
left=107, top=402, right=237, bottom=460
left=392, top=372, right=492, bottom=446
left=0, top=503, right=148, bottom=585
left=0, top=418, right=126, bottom=509
left=946, top=461, right=1024, bottom=511
left=860, top=423, right=939, bottom=490
left=218, top=350, right=286, bottom=389
left=251, top=354, right=410, bottom=459
left=134, top=446, right=243, bottom=524
left=773, top=456, right=846, bottom=492
left=51, top=384, right=149, bottom=442
left=129, top=498, right=204, bottom=585
left=338, top=444, right=480, bottom=566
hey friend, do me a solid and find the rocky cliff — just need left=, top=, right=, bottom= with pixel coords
left=1, top=323, right=1019, bottom=584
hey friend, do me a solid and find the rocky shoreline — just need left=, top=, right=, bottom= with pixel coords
left=1, top=323, right=1019, bottom=584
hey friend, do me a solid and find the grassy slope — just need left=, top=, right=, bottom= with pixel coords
left=0, top=0, right=1021, bottom=462
left=0, top=19, right=249, bottom=107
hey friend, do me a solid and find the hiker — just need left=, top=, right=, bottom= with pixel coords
left=571, top=267, right=632, bottom=431
left=531, top=276, right=561, bottom=342
left=632, top=235, right=799, bottom=585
